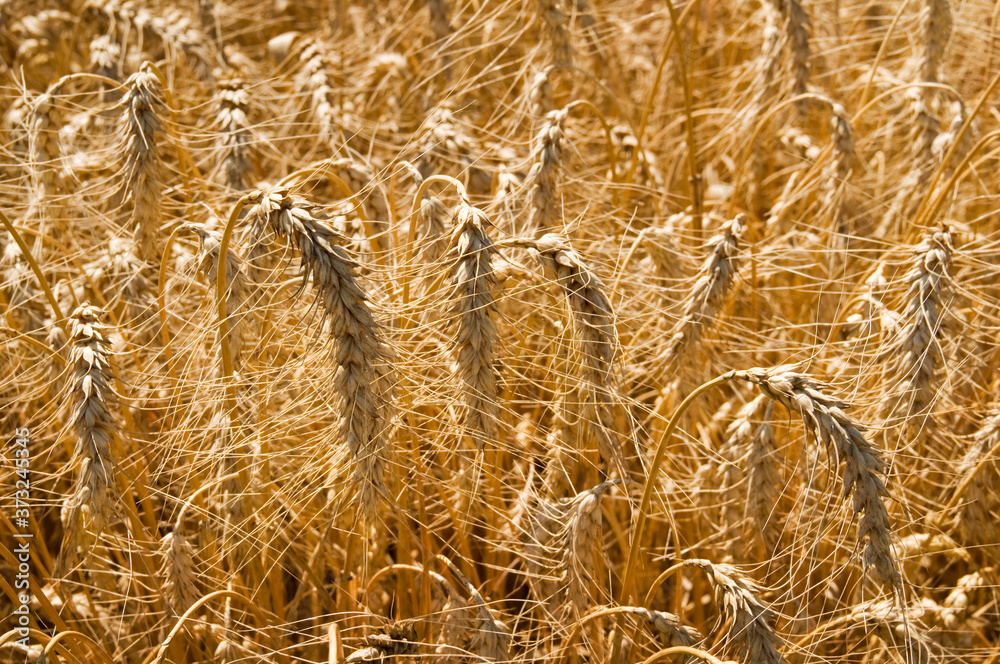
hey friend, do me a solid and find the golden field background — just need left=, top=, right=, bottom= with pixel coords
left=1, top=1, right=999, bottom=663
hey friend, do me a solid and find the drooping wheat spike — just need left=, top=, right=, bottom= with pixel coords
left=347, top=623, right=419, bottom=664
left=187, top=223, right=249, bottom=373
left=920, top=0, right=952, bottom=85
left=883, top=226, right=953, bottom=421
left=416, top=193, right=451, bottom=270
left=118, top=63, right=167, bottom=261
left=159, top=530, right=200, bottom=615
left=537, top=0, right=572, bottom=66
left=734, top=366, right=901, bottom=591
left=687, top=560, right=786, bottom=664
left=58, top=304, right=121, bottom=575
left=530, top=233, right=625, bottom=473
left=560, top=479, right=619, bottom=616
left=526, top=107, right=569, bottom=233
left=245, top=186, right=393, bottom=519
left=662, top=214, right=745, bottom=371
left=845, top=600, right=939, bottom=664
left=214, top=77, right=255, bottom=192
left=447, top=201, right=500, bottom=452
left=952, top=408, right=1000, bottom=556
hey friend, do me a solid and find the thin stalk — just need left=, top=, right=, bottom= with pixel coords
left=610, top=371, right=735, bottom=664
left=0, top=208, right=65, bottom=331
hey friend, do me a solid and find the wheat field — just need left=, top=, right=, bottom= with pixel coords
left=1, top=0, right=999, bottom=663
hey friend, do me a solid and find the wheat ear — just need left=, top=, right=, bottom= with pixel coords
left=663, top=214, right=746, bottom=370
left=159, top=530, right=200, bottom=615
left=437, top=554, right=512, bottom=663
left=118, top=63, right=167, bottom=261
left=719, top=395, right=780, bottom=558
left=448, top=200, right=500, bottom=451
left=529, top=233, right=625, bottom=474
left=734, top=366, right=901, bottom=591
left=537, top=0, right=572, bottom=66
left=526, top=107, right=569, bottom=233
left=246, top=186, right=393, bottom=520
left=561, top=479, right=620, bottom=615
left=883, top=226, right=953, bottom=421
left=187, top=223, right=249, bottom=374
left=56, top=304, right=122, bottom=576
left=951, top=409, right=1000, bottom=554
left=919, top=0, right=952, bottom=85
left=686, top=559, right=786, bottom=664
left=214, top=77, right=255, bottom=191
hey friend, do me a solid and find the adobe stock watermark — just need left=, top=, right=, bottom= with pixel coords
left=10, top=427, right=32, bottom=649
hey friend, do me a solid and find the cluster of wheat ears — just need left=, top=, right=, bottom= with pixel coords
left=1, top=0, right=999, bottom=662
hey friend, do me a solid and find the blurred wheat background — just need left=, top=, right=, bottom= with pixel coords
left=1, top=0, right=999, bottom=663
